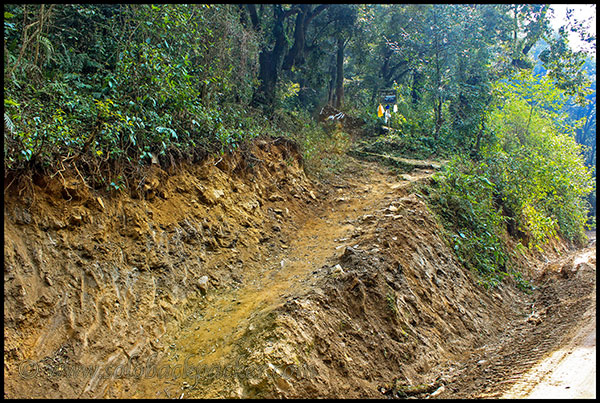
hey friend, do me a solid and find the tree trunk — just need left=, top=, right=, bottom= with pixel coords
left=434, top=97, right=443, bottom=139
left=473, top=116, right=485, bottom=158
left=282, top=5, right=309, bottom=71
left=380, top=47, right=393, bottom=84
left=327, top=54, right=336, bottom=105
left=433, top=42, right=443, bottom=137
left=411, top=69, right=423, bottom=104
left=251, top=5, right=287, bottom=110
left=282, top=5, right=329, bottom=72
left=334, top=36, right=344, bottom=108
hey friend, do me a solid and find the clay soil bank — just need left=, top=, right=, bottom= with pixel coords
left=3, top=139, right=595, bottom=398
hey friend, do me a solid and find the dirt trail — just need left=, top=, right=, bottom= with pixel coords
left=5, top=139, right=594, bottom=399
left=502, top=302, right=596, bottom=399
left=431, top=232, right=596, bottom=399
left=126, top=159, right=437, bottom=398
left=502, top=232, right=596, bottom=399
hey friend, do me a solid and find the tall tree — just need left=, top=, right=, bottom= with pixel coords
left=281, top=4, right=330, bottom=72
left=247, top=4, right=291, bottom=109
left=327, top=5, right=356, bottom=108
left=246, top=4, right=330, bottom=111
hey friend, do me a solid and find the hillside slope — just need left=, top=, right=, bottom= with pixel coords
left=3, top=138, right=593, bottom=398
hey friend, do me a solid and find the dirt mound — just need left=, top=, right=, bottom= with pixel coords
left=3, top=137, right=317, bottom=399
left=218, top=190, right=532, bottom=398
left=147, top=162, right=588, bottom=400
left=120, top=161, right=556, bottom=400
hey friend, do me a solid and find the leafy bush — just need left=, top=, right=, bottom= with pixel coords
left=426, top=157, right=510, bottom=286
left=4, top=4, right=261, bottom=181
left=483, top=72, right=594, bottom=246
left=274, top=108, right=351, bottom=177
left=425, top=71, right=594, bottom=287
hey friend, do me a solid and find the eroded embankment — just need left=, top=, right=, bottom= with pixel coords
left=122, top=153, right=444, bottom=398
left=4, top=136, right=585, bottom=399
left=184, top=184, right=534, bottom=398
left=3, top=137, right=318, bottom=398
left=122, top=158, right=555, bottom=399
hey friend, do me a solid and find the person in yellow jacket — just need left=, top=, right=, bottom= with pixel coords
left=377, top=104, right=384, bottom=117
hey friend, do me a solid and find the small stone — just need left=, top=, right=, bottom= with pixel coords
left=15, top=208, right=32, bottom=225
left=430, top=385, right=445, bottom=397
left=341, top=246, right=356, bottom=259
left=198, top=276, right=210, bottom=295
left=360, top=214, right=375, bottom=223
left=332, top=264, right=344, bottom=275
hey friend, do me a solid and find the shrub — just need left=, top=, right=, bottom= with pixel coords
left=483, top=73, right=594, bottom=247
left=426, top=157, right=509, bottom=286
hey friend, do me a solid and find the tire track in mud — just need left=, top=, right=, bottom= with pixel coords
left=502, top=301, right=595, bottom=399
left=431, top=240, right=596, bottom=399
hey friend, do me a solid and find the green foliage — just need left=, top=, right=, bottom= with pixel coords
left=276, top=108, right=351, bottom=178
left=484, top=71, right=594, bottom=246
left=5, top=4, right=593, bottom=174
left=275, top=80, right=302, bottom=110
left=4, top=4, right=261, bottom=179
left=386, top=291, right=398, bottom=315
left=426, top=69, right=594, bottom=286
left=426, top=157, right=510, bottom=286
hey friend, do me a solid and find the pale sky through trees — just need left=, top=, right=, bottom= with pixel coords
left=549, top=4, right=596, bottom=53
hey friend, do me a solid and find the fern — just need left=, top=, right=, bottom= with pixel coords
left=38, top=35, right=56, bottom=65
left=4, top=113, right=16, bottom=134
